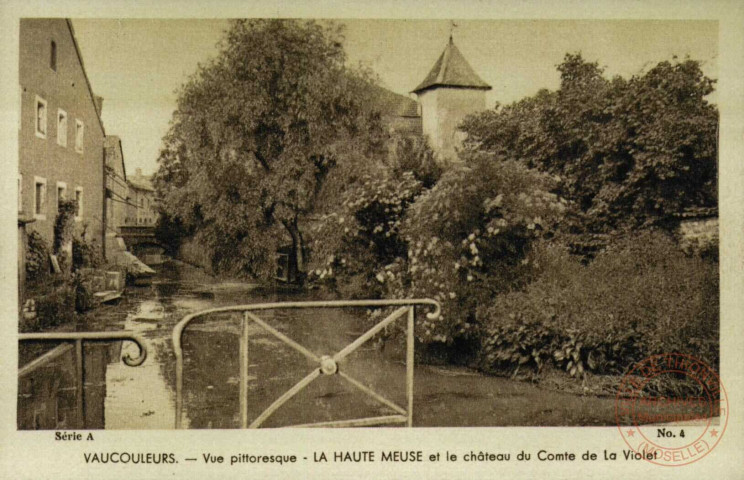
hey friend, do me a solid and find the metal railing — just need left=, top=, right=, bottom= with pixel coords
left=172, top=299, right=440, bottom=429
left=19, top=332, right=148, bottom=428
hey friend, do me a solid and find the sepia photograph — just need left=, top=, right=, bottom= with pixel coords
left=14, top=16, right=724, bottom=436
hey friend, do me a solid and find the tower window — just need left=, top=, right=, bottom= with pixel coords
left=50, top=41, right=57, bottom=71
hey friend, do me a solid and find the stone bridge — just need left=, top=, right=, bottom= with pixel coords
left=118, top=225, right=166, bottom=258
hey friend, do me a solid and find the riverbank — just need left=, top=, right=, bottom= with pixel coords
left=18, top=259, right=716, bottom=429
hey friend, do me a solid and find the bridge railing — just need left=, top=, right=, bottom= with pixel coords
left=172, top=299, right=440, bottom=429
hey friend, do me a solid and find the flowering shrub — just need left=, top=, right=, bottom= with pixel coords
left=397, top=152, right=566, bottom=346
left=308, top=171, right=423, bottom=298
left=478, top=231, right=719, bottom=379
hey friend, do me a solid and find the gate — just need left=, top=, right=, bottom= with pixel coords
left=18, top=332, right=148, bottom=428
left=172, top=299, right=440, bottom=428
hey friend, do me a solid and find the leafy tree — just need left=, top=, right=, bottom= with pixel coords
left=154, top=19, right=387, bottom=279
left=461, top=54, right=718, bottom=233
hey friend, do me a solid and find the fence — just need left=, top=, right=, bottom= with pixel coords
left=172, top=299, right=440, bottom=428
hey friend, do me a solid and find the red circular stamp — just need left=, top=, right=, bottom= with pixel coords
left=615, top=353, right=727, bottom=466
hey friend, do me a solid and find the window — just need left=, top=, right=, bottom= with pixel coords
left=50, top=41, right=57, bottom=71
left=74, top=187, right=83, bottom=220
left=35, top=96, right=47, bottom=138
left=56, top=181, right=67, bottom=211
left=57, top=109, right=67, bottom=147
left=75, top=120, right=84, bottom=153
left=33, top=176, right=47, bottom=220
left=18, top=174, right=23, bottom=213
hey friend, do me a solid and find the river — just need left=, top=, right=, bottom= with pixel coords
left=19, top=260, right=622, bottom=429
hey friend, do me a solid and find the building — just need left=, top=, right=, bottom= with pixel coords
left=412, top=36, right=492, bottom=161
left=126, top=169, right=158, bottom=226
left=370, top=84, right=422, bottom=137
left=104, top=135, right=129, bottom=257
left=18, top=19, right=106, bottom=254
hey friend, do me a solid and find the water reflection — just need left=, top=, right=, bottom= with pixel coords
left=19, top=260, right=409, bottom=429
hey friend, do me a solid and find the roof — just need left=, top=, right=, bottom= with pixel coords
left=369, top=84, right=420, bottom=118
left=128, top=175, right=154, bottom=192
left=66, top=19, right=106, bottom=135
left=412, top=37, right=492, bottom=94
left=104, top=136, right=127, bottom=180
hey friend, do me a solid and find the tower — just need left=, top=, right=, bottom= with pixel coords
left=412, top=36, right=491, bottom=161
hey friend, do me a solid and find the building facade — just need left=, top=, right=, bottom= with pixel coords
left=103, top=136, right=129, bottom=257
left=126, top=169, right=158, bottom=226
left=18, top=19, right=106, bottom=252
left=104, top=136, right=128, bottom=231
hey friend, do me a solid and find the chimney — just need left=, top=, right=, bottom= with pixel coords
left=94, top=95, right=104, bottom=116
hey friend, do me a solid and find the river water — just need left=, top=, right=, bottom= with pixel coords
left=19, top=260, right=623, bottom=429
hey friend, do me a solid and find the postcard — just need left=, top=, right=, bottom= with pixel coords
left=1, top=1, right=742, bottom=478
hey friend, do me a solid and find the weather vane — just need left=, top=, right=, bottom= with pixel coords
left=450, top=20, right=458, bottom=43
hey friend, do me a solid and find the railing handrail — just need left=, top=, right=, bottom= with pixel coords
left=173, top=298, right=441, bottom=429
left=19, top=332, right=148, bottom=367
left=172, top=299, right=441, bottom=354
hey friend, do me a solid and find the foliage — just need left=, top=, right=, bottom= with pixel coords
left=53, top=199, right=78, bottom=253
left=461, top=54, right=718, bottom=233
left=308, top=170, right=424, bottom=298
left=387, top=135, right=443, bottom=189
left=25, top=230, right=51, bottom=283
left=20, top=283, right=76, bottom=332
left=391, top=151, right=565, bottom=347
left=478, top=231, right=719, bottom=379
left=154, top=19, right=388, bottom=279
left=72, top=236, right=104, bottom=270
left=154, top=212, right=193, bottom=256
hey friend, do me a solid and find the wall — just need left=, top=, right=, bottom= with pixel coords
left=19, top=19, right=105, bottom=250
left=104, top=137, right=128, bottom=232
left=418, top=87, right=487, bottom=162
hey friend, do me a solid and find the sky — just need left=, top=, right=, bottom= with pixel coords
left=71, top=19, right=718, bottom=177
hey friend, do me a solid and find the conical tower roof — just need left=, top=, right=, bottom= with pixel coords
left=412, top=37, right=492, bottom=94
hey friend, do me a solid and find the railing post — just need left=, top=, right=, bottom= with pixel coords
left=75, top=339, right=85, bottom=428
left=406, top=306, right=415, bottom=427
left=175, top=351, right=183, bottom=429
left=240, top=312, right=250, bottom=429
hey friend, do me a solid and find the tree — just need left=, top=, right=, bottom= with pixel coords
left=460, top=54, right=718, bottom=233
left=154, top=19, right=387, bottom=279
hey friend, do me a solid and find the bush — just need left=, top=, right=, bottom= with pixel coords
left=396, top=152, right=565, bottom=347
left=53, top=199, right=77, bottom=253
left=72, top=236, right=104, bottom=270
left=308, top=171, right=423, bottom=298
left=387, top=135, right=443, bottom=189
left=26, top=230, right=51, bottom=284
left=477, top=231, right=719, bottom=380
left=20, top=283, right=76, bottom=332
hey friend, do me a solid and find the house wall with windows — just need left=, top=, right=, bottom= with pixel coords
left=126, top=169, right=158, bottom=226
left=18, top=19, right=106, bottom=251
